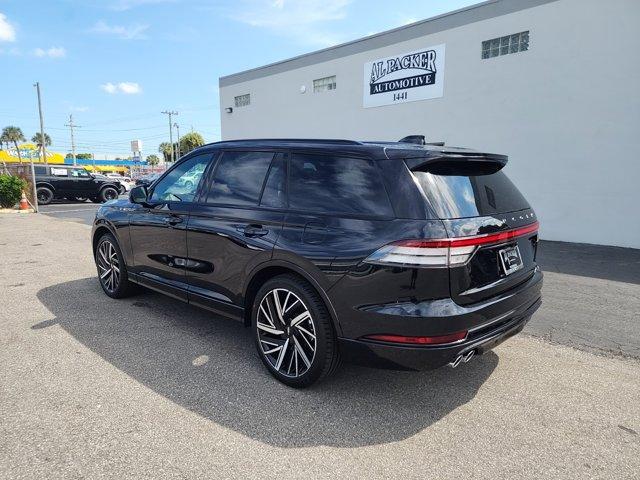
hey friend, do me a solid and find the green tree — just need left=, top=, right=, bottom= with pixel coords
left=31, top=132, right=52, bottom=162
left=77, top=153, right=92, bottom=160
left=0, top=131, right=9, bottom=150
left=179, top=132, right=205, bottom=155
left=146, top=154, right=160, bottom=166
left=0, top=174, right=27, bottom=208
left=2, top=126, right=26, bottom=163
left=158, top=142, right=172, bottom=162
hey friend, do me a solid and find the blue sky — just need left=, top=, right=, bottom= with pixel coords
left=1, top=0, right=478, bottom=159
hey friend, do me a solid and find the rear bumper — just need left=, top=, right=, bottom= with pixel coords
left=337, top=269, right=543, bottom=371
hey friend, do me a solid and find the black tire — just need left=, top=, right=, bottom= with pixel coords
left=95, top=233, right=137, bottom=299
left=99, top=186, right=119, bottom=203
left=252, top=274, right=340, bottom=388
left=36, top=186, right=53, bottom=205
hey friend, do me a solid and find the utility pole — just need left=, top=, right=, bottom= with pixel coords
left=33, top=82, right=47, bottom=165
left=65, top=114, right=80, bottom=166
left=174, top=122, right=181, bottom=159
left=161, top=110, right=178, bottom=162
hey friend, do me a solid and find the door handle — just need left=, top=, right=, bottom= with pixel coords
left=237, top=224, right=269, bottom=237
left=163, top=216, right=183, bottom=226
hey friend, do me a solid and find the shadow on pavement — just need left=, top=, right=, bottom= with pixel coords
left=36, top=277, right=497, bottom=448
left=538, top=240, right=640, bottom=285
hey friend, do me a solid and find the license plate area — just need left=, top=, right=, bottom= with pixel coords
left=498, top=245, right=523, bottom=275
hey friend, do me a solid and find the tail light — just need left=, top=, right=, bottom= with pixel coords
left=364, top=331, right=468, bottom=345
left=365, top=222, right=539, bottom=268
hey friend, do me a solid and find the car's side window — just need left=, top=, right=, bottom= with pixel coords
left=260, top=153, right=287, bottom=208
left=50, top=167, right=68, bottom=177
left=288, top=153, right=393, bottom=216
left=34, top=166, right=46, bottom=175
left=149, top=153, right=211, bottom=203
left=70, top=168, right=90, bottom=178
left=205, top=151, right=274, bottom=206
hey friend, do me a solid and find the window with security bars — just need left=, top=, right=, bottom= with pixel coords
left=482, top=31, right=529, bottom=59
left=313, top=75, right=336, bottom=93
left=234, top=94, right=250, bottom=107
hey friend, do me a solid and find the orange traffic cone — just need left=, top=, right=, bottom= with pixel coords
left=19, top=191, right=29, bottom=211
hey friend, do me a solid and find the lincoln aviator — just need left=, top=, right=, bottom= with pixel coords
left=92, top=138, right=542, bottom=387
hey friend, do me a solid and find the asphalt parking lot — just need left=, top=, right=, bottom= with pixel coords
left=1, top=212, right=639, bottom=479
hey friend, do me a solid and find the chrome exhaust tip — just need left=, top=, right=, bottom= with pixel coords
left=449, top=355, right=463, bottom=368
left=463, top=350, right=475, bottom=363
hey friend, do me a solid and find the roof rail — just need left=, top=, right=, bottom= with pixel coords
left=211, top=138, right=363, bottom=146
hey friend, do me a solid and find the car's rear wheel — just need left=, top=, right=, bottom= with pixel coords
left=99, top=186, right=119, bottom=203
left=95, top=233, right=137, bottom=298
left=252, top=274, right=340, bottom=388
left=36, top=186, right=53, bottom=205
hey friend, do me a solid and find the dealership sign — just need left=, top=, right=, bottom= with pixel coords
left=363, top=44, right=445, bottom=108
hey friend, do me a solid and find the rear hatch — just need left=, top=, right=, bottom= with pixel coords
left=408, top=153, right=539, bottom=305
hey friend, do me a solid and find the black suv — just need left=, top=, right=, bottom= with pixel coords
left=34, top=164, right=121, bottom=205
left=92, top=138, right=542, bottom=387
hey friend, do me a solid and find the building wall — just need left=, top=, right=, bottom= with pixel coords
left=219, top=0, right=640, bottom=249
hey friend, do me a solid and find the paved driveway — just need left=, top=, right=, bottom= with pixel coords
left=1, top=213, right=638, bottom=479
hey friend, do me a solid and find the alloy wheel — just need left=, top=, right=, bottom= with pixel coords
left=104, top=188, right=118, bottom=201
left=257, top=288, right=317, bottom=378
left=97, top=240, right=120, bottom=292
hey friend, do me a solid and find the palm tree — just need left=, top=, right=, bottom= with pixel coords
left=0, top=131, right=8, bottom=151
left=2, top=126, right=26, bottom=163
left=158, top=142, right=172, bottom=163
left=31, top=132, right=52, bottom=163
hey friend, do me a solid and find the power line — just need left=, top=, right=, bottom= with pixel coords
left=64, top=114, right=81, bottom=166
left=161, top=110, right=178, bottom=163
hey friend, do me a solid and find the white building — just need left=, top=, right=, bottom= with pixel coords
left=219, top=0, right=640, bottom=249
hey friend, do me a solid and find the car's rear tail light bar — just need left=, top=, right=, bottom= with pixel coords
left=365, top=221, right=539, bottom=267
left=364, top=331, right=468, bottom=345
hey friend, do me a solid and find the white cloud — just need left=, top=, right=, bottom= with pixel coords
left=0, top=13, right=16, bottom=42
left=34, top=46, right=66, bottom=58
left=100, top=82, right=142, bottom=94
left=232, top=0, right=352, bottom=47
left=90, top=20, right=149, bottom=40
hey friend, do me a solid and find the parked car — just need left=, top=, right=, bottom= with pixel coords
left=134, top=173, right=161, bottom=187
left=92, top=138, right=542, bottom=387
left=34, top=165, right=121, bottom=205
left=106, top=173, right=134, bottom=193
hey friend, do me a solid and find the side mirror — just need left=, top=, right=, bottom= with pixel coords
left=129, top=185, right=148, bottom=204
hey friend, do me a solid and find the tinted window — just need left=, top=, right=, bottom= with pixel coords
left=260, top=153, right=287, bottom=208
left=206, top=151, right=274, bottom=206
left=413, top=169, right=529, bottom=219
left=34, top=166, right=46, bottom=175
left=150, top=153, right=211, bottom=203
left=289, top=154, right=393, bottom=216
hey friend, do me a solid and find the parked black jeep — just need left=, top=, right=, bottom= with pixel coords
left=34, top=165, right=121, bottom=205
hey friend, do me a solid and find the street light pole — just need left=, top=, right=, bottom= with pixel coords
left=161, top=110, right=178, bottom=162
left=33, top=82, right=47, bottom=165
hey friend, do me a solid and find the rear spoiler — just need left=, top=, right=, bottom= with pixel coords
left=404, top=152, right=508, bottom=174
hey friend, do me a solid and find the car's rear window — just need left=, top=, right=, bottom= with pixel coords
left=412, top=169, right=529, bottom=219
left=289, top=153, right=393, bottom=217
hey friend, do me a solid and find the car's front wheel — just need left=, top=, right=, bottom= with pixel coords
left=252, top=274, right=340, bottom=388
left=95, top=233, right=137, bottom=298
left=36, top=186, right=53, bottom=205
